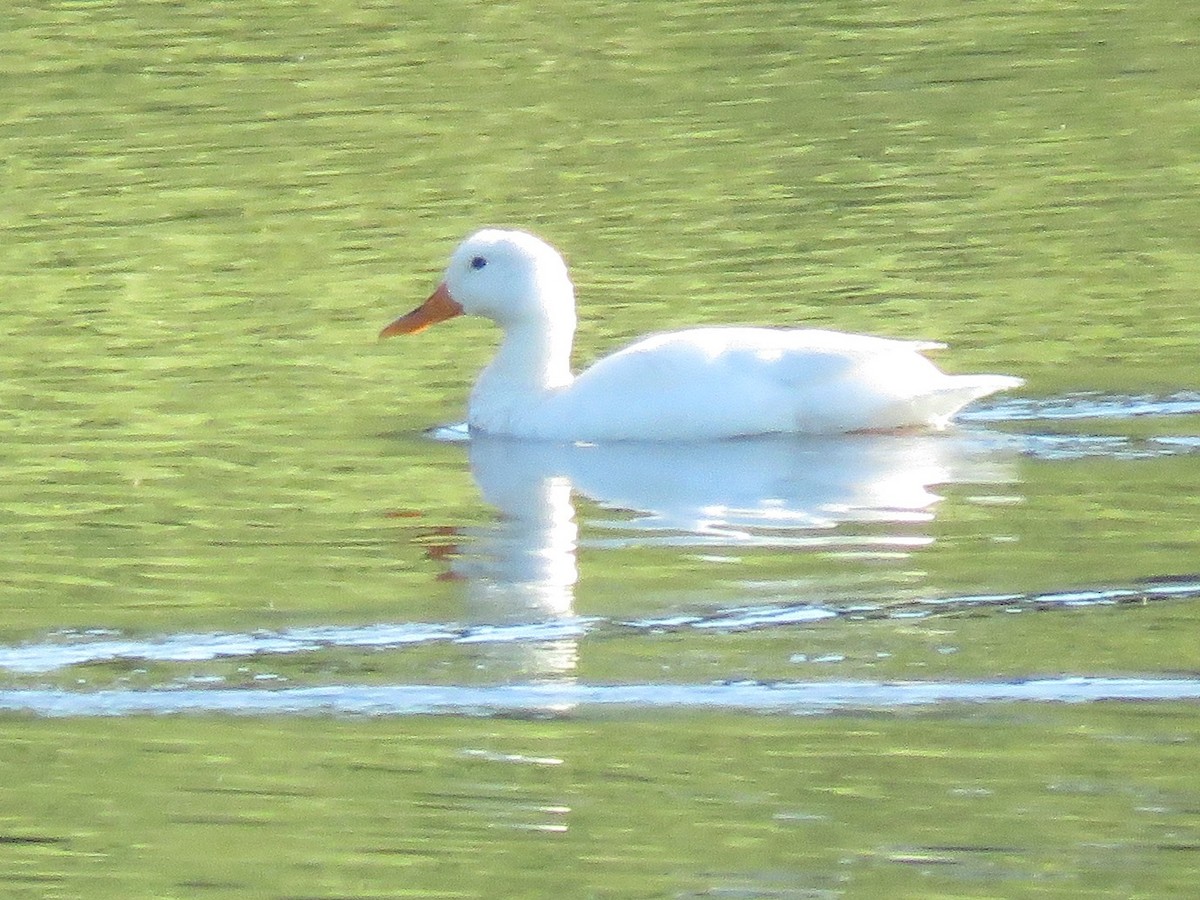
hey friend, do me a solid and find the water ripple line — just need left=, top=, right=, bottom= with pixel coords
left=0, top=578, right=1197, bottom=675
left=0, top=619, right=596, bottom=675
left=962, top=391, right=1200, bottom=423
left=1, top=677, right=1199, bottom=717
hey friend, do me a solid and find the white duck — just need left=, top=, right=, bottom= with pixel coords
left=380, top=229, right=1022, bottom=441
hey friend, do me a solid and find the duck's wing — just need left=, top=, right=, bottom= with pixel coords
left=544, top=328, right=880, bottom=439
left=536, top=327, right=1018, bottom=440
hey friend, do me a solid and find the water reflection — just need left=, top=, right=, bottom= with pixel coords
left=451, top=431, right=1017, bottom=676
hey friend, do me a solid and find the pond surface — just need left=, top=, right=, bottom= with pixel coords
left=2, top=0, right=1199, bottom=897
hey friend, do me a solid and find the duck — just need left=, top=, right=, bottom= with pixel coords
left=380, top=229, right=1023, bottom=441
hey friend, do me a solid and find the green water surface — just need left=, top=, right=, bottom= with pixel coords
left=3, top=1, right=1200, bottom=897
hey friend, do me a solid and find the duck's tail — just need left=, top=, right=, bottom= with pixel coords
left=920, top=374, right=1024, bottom=427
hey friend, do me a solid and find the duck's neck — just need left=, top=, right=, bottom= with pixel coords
left=470, top=316, right=576, bottom=430
left=491, top=315, right=575, bottom=387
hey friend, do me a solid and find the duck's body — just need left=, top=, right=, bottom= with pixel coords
left=381, top=229, right=1022, bottom=441
left=469, top=325, right=1016, bottom=441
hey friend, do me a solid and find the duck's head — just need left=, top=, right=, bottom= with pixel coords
left=380, top=229, right=575, bottom=338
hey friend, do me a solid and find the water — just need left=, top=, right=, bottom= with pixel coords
left=3, top=1, right=1200, bottom=897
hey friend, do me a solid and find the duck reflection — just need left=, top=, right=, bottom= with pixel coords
left=438, top=431, right=1017, bottom=679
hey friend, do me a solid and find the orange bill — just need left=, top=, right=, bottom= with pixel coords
left=379, top=282, right=464, bottom=338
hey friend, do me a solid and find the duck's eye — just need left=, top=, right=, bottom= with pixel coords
left=470, top=256, right=487, bottom=270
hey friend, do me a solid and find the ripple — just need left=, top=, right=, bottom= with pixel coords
left=2, top=677, right=1198, bottom=717
left=963, top=391, right=1200, bottom=423
left=0, top=619, right=595, bottom=674
left=1, top=578, right=1196, bottom=675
